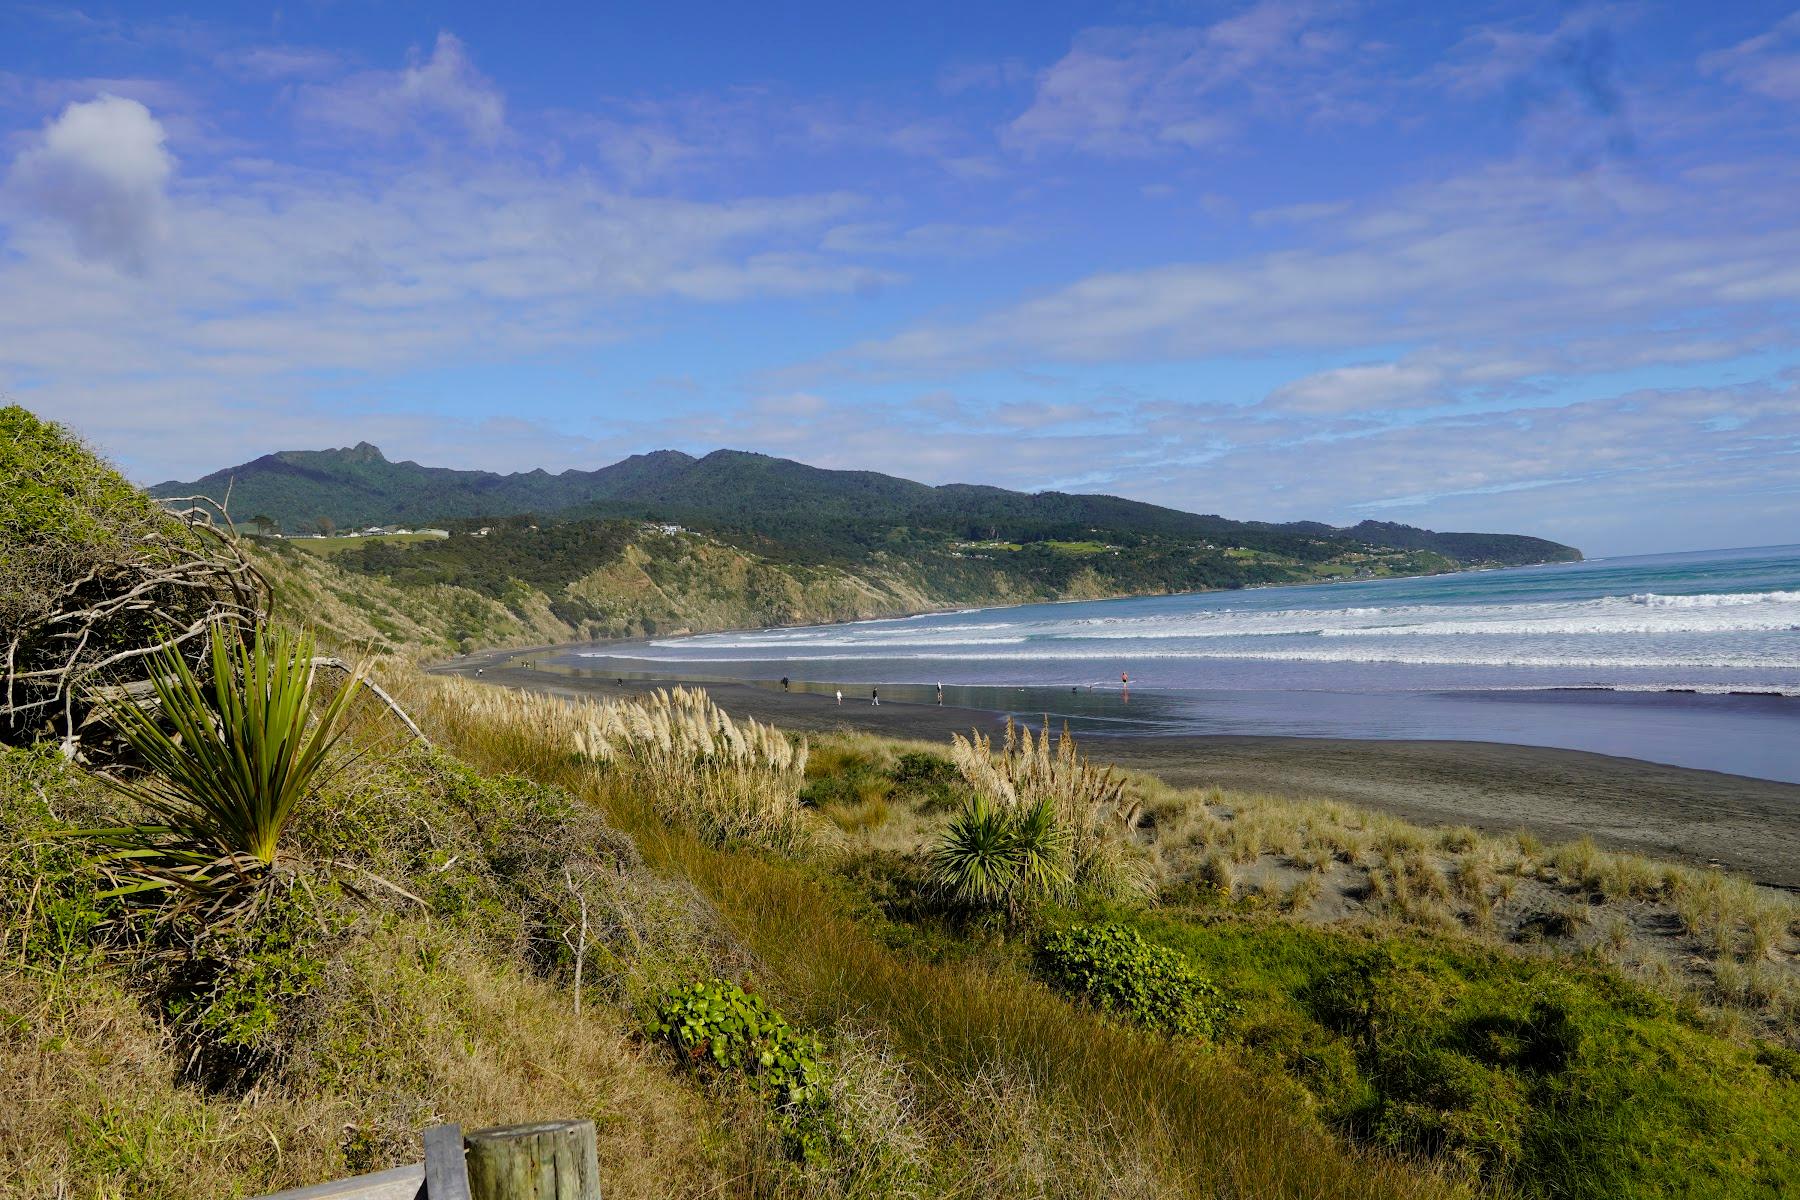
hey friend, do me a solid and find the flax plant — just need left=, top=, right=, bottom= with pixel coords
left=84, top=622, right=364, bottom=911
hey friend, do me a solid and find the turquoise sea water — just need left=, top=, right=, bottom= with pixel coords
left=569, top=545, right=1800, bottom=782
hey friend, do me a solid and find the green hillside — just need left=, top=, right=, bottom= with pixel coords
left=152, top=444, right=1581, bottom=572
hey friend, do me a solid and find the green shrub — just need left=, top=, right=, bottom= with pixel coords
left=1035, top=921, right=1236, bottom=1040
left=646, top=979, right=833, bottom=1162
left=1122, top=914, right=1800, bottom=1198
left=890, top=751, right=964, bottom=811
left=151, top=883, right=336, bottom=1091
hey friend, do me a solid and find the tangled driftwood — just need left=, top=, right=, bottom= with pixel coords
left=3, top=494, right=274, bottom=754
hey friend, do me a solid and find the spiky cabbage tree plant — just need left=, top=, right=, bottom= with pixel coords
left=84, top=621, right=364, bottom=913
left=929, top=795, right=1070, bottom=918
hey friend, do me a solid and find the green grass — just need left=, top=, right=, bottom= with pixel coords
left=1039, top=540, right=1112, bottom=555
left=1103, top=908, right=1800, bottom=1198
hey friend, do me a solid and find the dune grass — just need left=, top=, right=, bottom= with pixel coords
left=414, top=674, right=1464, bottom=1200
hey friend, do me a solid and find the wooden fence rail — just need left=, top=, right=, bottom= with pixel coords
left=255, top=1119, right=599, bottom=1200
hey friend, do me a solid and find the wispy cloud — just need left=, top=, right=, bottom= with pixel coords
left=1004, top=1, right=1372, bottom=156
left=296, top=31, right=506, bottom=145
left=852, top=160, right=1800, bottom=386
left=1700, top=12, right=1800, bottom=102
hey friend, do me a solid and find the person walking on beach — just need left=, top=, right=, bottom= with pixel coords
left=781, top=676, right=790, bottom=693
left=835, top=688, right=843, bottom=705
left=871, top=688, right=880, bottom=706
left=936, top=682, right=944, bottom=705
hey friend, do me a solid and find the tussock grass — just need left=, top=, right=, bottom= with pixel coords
left=948, top=720, right=1151, bottom=903
left=429, top=677, right=813, bottom=852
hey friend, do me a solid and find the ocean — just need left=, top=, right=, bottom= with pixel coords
left=567, top=544, right=1800, bottom=783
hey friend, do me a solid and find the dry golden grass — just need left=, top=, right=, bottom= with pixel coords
left=0, top=928, right=737, bottom=1200
left=428, top=676, right=814, bottom=852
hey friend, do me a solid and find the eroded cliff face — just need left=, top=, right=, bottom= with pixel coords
left=258, top=524, right=1125, bottom=661
left=269, top=525, right=1414, bottom=662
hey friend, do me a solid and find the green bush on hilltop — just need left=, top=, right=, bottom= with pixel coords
left=0, top=406, right=171, bottom=590
left=1036, top=920, right=1237, bottom=1040
left=0, top=407, right=266, bottom=749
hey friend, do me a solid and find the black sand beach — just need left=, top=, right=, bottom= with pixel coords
left=435, top=648, right=1800, bottom=890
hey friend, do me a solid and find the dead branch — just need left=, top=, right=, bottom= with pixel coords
left=310, top=657, right=431, bottom=748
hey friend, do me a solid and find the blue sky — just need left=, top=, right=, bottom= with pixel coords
left=3, top=2, right=1798, bottom=555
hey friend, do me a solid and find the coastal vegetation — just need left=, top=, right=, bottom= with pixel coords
left=4, top=407, right=1793, bottom=1198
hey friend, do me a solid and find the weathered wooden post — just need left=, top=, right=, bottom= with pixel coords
left=464, top=1120, right=601, bottom=1200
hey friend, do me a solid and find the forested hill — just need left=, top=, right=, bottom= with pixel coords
left=152, top=444, right=1580, bottom=569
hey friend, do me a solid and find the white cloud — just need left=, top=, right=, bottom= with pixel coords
left=298, top=31, right=505, bottom=145
left=6, top=93, right=174, bottom=273
left=1267, top=361, right=1449, bottom=413
left=1701, top=12, right=1800, bottom=102
left=1005, top=2, right=1363, bottom=156
left=851, top=161, right=1800, bottom=383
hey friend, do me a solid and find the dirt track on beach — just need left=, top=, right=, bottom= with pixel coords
left=436, top=651, right=1800, bottom=889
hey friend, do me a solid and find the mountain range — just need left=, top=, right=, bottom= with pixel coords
left=152, top=444, right=1580, bottom=568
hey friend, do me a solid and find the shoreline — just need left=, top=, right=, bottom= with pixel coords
left=435, top=649, right=1800, bottom=890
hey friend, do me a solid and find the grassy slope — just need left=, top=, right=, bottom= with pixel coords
left=790, top=732, right=1800, bottom=1198
left=0, top=690, right=1461, bottom=1200
left=6, top=663, right=1797, bottom=1198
